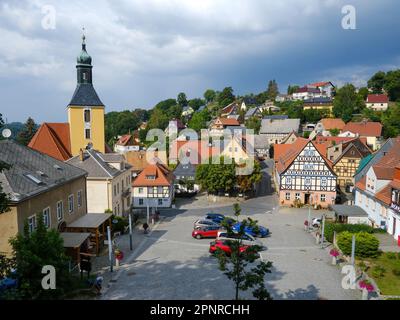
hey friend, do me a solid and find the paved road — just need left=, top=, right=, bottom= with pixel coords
left=102, top=160, right=360, bottom=300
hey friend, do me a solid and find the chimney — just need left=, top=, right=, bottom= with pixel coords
left=79, top=148, right=84, bottom=161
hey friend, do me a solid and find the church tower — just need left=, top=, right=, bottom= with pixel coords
left=67, top=32, right=105, bottom=155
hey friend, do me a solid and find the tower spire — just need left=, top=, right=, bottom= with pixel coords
left=82, top=27, right=86, bottom=50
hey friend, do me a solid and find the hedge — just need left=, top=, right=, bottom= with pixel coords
left=337, top=231, right=380, bottom=258
left=324, top=222, right=375, bottom=243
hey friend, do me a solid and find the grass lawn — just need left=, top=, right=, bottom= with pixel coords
left=361, top=252, right=400, bottom=296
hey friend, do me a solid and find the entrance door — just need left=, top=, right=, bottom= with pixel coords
left=305, top=193, right=311, bottom=205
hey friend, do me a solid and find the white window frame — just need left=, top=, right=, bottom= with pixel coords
left=305, top=177, right=311, bottom=185
left=28, top=214, right=36, bottom=233
left=77, top=190, right=82, bottom=208
left=321, top=177, right=327, bottom=186
left=57, top=201, right=64, bottom=221
left=295, top=193, right=301, bottom=200
left=320, top=194, right=326, bottom=202
left=285, top=192, right=290, bottom=200
left=43, top=207, right=51, bottom=228
left=68, top=194, right=74, bottom=214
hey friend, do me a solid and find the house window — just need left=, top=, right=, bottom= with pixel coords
left=321, top=177, right=327, bottom=186
left=139, top=187, right=144, bottom=194
left=320, top=194, right=326, bottom=202
left=285, top=193, right=290, bottom=200
left=42, top=208, right=50, bottom=228
left=295, top=193, right=301, bottom=200
left=117, top=183, right=120, bottom=194
left=57, top=201, right=64, bottom=221
left=117, top=204, right=120, bottom=214
left=158, top=199, right=163, bottom=206
left=122, top=180, right=124, bottom=190
left=114, top=185, right=117, bottom=196
left=28, top=215, right=36, bottom=233
left=68, top=195, right=74, bottom=213
left=85, top=128, right=91, bottom=139
left=305, top=178, right=311, bottom=185
left=139, top=199, right=144, bottom=205
left=84, top=109, right=91, bottom=123
left=77, top=190, right=82, bottom=208
left=286, top=177, right=292, bottom=184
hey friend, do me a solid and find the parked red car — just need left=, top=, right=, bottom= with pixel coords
left=192, top=226, right=220, bottom=239
left=209, top=240, right=254, bottom=256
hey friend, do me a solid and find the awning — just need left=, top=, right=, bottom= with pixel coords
left=60, top=232, right=91, bottom=248
left=67, top=213, right=111, bottom=229
left=330, top=205, right=368, bottom=217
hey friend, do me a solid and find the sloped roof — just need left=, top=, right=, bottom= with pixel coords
left=367, top=94, right=388, bottom=103
left=221, top=102, right=239, bottom=115
left=245, top=107, right=261, bottom=118
left=66, top=149, right=130, bottom=179
left=69, top=84, right=104, bottom=106
left=124, top=150, right=168, bottom=172
left=260, top=118, right=300, bottom=134
left=132, top=163, right=174, bottom=187
left=342, top=121, right=382, bottom=137
left=28, top=123, right=72, bottom=161
left=375, top=184, right=392, bottom=205
left=355, top=176, right=366, bottom=191
left=320, top=118, right=345, bottom=130
left=308, top=81, right=334, bottom=88
left=169, top=140, right=218, bottom=164
left=0, top=140, right=87, bottom=203
left=295, top=86, right=321, bottom=94
left=173, top=161, right=196, bottom=178
left=217, top=117, right=240, bottom=126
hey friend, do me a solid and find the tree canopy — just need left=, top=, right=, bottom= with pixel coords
left=17, top=117, right=37, bottom=146
left=333, top=84, right=364, bottom=122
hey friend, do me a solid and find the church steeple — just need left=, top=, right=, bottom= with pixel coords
left=69, top=31, right=104, bottom=106
left=76, top=29, right=93, bottom=84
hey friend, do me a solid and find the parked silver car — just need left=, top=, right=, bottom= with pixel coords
left=194, top=219, right=220, bottom=229
left=216, top=231, right=263, bottom=247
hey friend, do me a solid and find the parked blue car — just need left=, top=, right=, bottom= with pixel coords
left=232, top=222, right=269, bottom=237
left=204, top=213, right=226, bottom=224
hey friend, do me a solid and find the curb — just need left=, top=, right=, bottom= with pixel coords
left=100, top=218, right=164, bottom=298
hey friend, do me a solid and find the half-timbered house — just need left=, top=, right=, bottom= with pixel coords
left=274, top=138, right=337, bottom=208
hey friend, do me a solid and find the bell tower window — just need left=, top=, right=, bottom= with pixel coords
left=84, top=109, right=91, bottom=123
left=85, top=129, right=91, bottom=140
left=83, top=72, right=87, bottom=80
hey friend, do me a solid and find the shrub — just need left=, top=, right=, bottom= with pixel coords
left=357, top=261, right=368, bottom=272
left=111, top=215, right=128, bottom=234
left=371, top=265, right=386, bottom=278
left=337, top=231, right=380, bottom=258
left=324, top=222, right=375, bottom=243
left=386, top=252, right=397, bottom=260
left=392, top=267, right=400, bottom=277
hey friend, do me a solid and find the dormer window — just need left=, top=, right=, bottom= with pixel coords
left=146, top=175, right=156, bottom=180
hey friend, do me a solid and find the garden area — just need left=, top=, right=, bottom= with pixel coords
left=323, top=222, right=400, bottom=298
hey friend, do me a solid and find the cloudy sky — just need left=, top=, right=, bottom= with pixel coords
left=1, top=0, right=400, bottom=123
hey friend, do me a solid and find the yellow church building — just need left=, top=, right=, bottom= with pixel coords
left=29, top=33, right=107, bottom=160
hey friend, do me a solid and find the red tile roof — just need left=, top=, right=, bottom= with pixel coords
left=308, top=81, right=333, bottom=88
left=315, top=135, right=355, bottom=145
left=376, top=184, right=392, bottom=205
left=342, top=121, right=382, bottom=137
left=356, top=176, right=366, bottom=191
left=367, top=94, right=389, bottom=104
left=320, top=118, right=345, bottom=130
left=28, top=123, right=72, bottom=161
left=169, top=140, right=219, bottom=164
left=132, top=162, right=174, bottom=187
left=218, top=117, right=240, bottom=126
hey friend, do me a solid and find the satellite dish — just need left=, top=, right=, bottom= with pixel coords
left=2, top=128, right=11, bottom=139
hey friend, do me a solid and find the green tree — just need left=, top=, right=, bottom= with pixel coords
left=368, top=71, right=386, bottom=94
left=154, top=98, right=177, bottom=111
left=148, top=108, right=170, bottom=130
left=333, top=84, right=364, bottom=122
left=177, top=92, right=188, bottom=107
left=17, top=117, right=37, bottom=146
left=188, top=98, right=205, bottom=111
left=9, top=213, right=73, bottom=299
left=217, top=87, right=235, bottom=108
left=287, top=85, right=300, bottom=95
left=237, top=161, right=262, bottom=193
left=384, top=70, right=400, bottom=101
left=0, top=113, right=4, bottom=141
left=245, top=117, right=261, bottom=134
left=358, top=87, right=369, bottom=100
left=196, top=157, right=236, bottom=194
left=187, top=109, right=210, bottom=132
left=382, top=103, right=400, bottom=138
left=204, top=89, right=216, bottom=103
left=215, top=203, right=272, bottom=300
left=266, top=80, right=279, bottom=100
